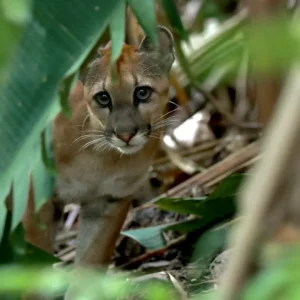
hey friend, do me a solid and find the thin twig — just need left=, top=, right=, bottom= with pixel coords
left=116, top=235, right=186, bottom=270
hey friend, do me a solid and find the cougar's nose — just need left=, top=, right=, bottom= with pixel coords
left=115, top=128, right=138, bottom=143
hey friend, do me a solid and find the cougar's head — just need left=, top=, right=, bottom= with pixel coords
left=83, top=26, right=175, bottom=154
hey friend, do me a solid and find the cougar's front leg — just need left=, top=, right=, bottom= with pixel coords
left=65, top=196, right=132, bottom=299
left=76, top=196, right=132, bottom=266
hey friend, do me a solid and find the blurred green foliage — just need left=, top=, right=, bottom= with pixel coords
left=1, top=0, right=300, bottom=299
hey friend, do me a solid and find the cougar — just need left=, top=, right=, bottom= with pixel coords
left=23, top=26, right=175, bottom=294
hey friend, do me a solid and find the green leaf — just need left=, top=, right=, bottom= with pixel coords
left=59, top=72, right=79, bottom=117
left=0, top=266, right=68, bottom=296
left=244, top=17, right=300, bottom=75
left=40, top=125, right=57, bottom=176
left=121, top=219, right=206, bottom=250
left=181, top=14, right=300, bottom=90
left=0, top=209, right=14, bottom=264
left=121, top=224, right=169, bottom=250
left=12, top=160, right=30, bottom=230
left=166, top=175, right=245, bottom=232
left=161, top=0, right=189, bottom=41
left=157, top=174, right=245, bottom=216
left=193, top=223, right=230, bottom=263
left=10, top=224, right=58, bottom=265
left=121, top=217, right=230, bottom=251
left=0, top=0, right=31, bottom=85
left=175, top=10, right=246, bottom=88
left=160, top=0, right=192, bottom=82
left=243, top=244, right=300, bottom=300
left=32, top=149, right=55, bottom=213
left=198, top=0, right=229, bottom=20
left=1, top=0, right=32, bottom=25
left=31, top=124, right=55, bottom=212
left=138, top=280, right=179, bottom=300
left=192, top=290, right=219, bottom=300
left=0, top=221, right=58, bottom=266
left=208, top=174, right=245, bottom=199
left=167, top=197, right=235, bottom=233
left=0, top=265, right=178, bottom=299
left=123, top=175, right=244, bottom=250
left=127, top=0, right=157, bottom=45
left=109, top=0, right=126, bottom=81
left=110, top=0, right=126, bottom=64
left=167, top=219, right=205, bottom=233
left=0, top=0, right=122, bottom=236
left=174, top=37, right=195, bottom=82
left=157, top=197, right=206, bottom=215
left=188, top=223, right=231, bottom=295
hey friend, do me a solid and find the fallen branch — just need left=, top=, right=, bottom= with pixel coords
left=150, top=141, right=259, bottom=201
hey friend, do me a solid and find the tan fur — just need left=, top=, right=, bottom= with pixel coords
left=24, top=27, right=175, bottom=287
left=53, top=56, right=170, bottom=203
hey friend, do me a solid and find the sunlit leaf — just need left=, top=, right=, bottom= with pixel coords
left=0, top=266, right=68, bottom=295
left=0, top=0, right=31, bottom=85
left=1, top=0, right=32, bottom=24
left=138, top=280, right=180, bottom=300
left=0, top=265, right=179, bottom=299
left=110, top=0, right=126, bottom=63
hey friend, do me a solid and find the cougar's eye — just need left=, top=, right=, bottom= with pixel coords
left=93, top=91, right=111, bottom=107
left=134, top=86, right=153, bottom=104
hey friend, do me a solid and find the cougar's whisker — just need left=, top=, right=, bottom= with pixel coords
left=73, top=134, right=104, bottom=144
left=152, top=107, right=181, bottom=124
left=80, top=137, right=106, bottom=151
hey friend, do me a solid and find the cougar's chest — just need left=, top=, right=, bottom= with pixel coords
left=55, top=151, right=150, bottom=203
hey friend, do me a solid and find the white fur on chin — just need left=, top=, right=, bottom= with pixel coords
left=111, top=132, right=147, bottom=155
left=117, top=144, right=144, bottom=154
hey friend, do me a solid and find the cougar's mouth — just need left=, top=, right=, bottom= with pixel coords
left=110, top=131, right=148, bottom=155
left=117, top=144, right=144, bottom=155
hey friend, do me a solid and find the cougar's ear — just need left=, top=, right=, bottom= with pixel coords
left=138, top=26, right=175, bottom=72
left=97, top=41, right=111, bottom=58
